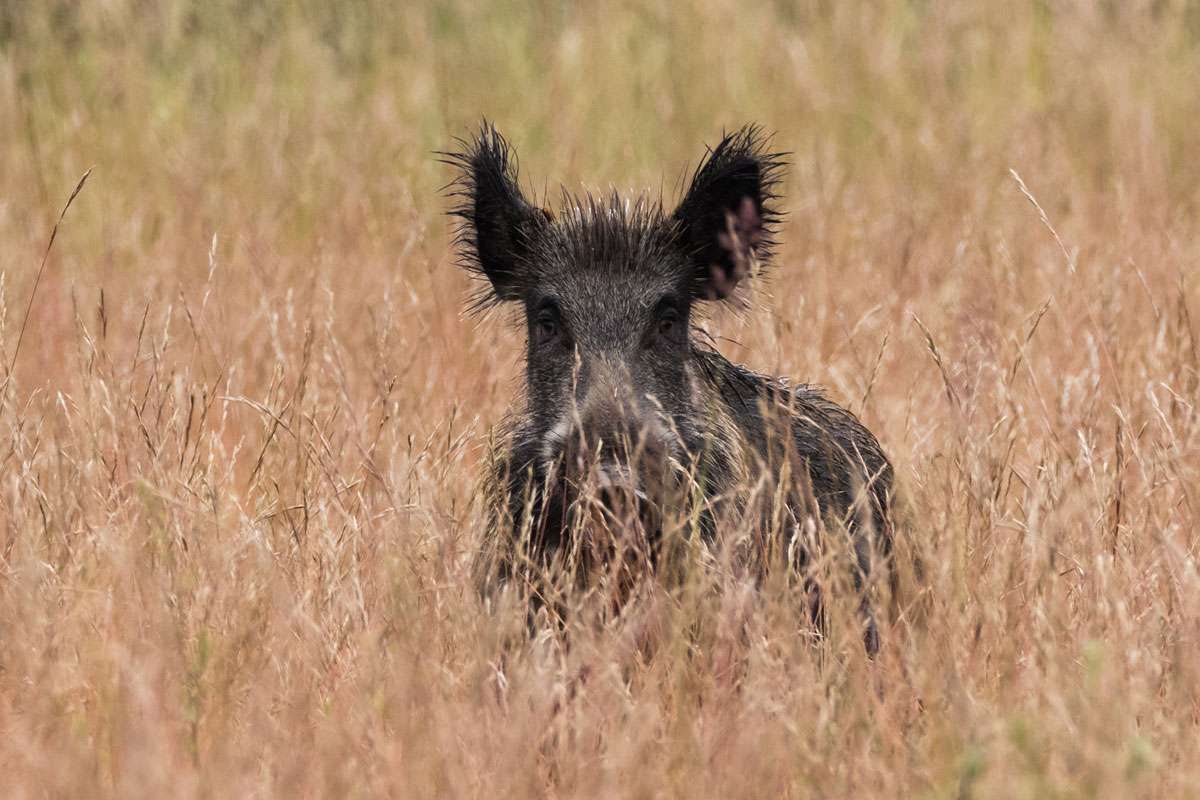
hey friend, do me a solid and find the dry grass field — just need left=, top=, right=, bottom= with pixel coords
left=2, top=2, right=1200, bottom=797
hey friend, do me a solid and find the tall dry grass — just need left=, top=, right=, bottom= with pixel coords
left=1, top=1, right=1199, bottom=796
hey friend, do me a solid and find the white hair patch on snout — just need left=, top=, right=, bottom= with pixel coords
left=539, top=415, right=573, bottom=472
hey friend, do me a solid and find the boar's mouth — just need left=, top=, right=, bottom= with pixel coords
left=538, top=450, right=671, bottom=569
left=592, top=463, right=650, bottom=504
left=579, top=462, right=658, bottom=531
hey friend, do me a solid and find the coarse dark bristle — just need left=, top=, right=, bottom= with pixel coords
left=538, top=192, right=676, bottom=273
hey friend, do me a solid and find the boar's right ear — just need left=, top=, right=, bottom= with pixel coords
left=671, top=126, right=785, bottom=301
left=441, top=123, right=549, bottom=305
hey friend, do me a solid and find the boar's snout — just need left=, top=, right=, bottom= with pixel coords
left=551, top=394, right=676, bottom=539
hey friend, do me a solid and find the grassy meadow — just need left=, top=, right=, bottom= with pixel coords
left=2, top=1, right=1200, bottom=796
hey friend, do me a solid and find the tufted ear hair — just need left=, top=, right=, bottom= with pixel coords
left=441, top=122, right=550, bottom=305
left=670, top=125, right=786, bottom=301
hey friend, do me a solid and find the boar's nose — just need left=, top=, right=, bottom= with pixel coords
left=562, top=399, right=637, bottom=474
left=561, top=397, right=672, bottom=506
left=551, top=393, right=674, bottom=549
left=562, top=425, right=663, bottom=544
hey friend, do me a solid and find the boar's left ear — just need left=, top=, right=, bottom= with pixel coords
left=441, top=122, right=550, bottom=306
left=670, top=126, right=785, bottom=301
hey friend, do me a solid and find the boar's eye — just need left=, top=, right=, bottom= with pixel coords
left=650, top=299, right=684, bottom=345
left=533, top=303, right=561, bottom=345
left=658, top=313, right=677, bottom=338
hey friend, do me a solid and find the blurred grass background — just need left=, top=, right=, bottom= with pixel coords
left=7, top=1, right=1200, bottom=240
left=4, top=0, right=1200, bottom=383
left=2, top=1, right=1200, bottom=797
